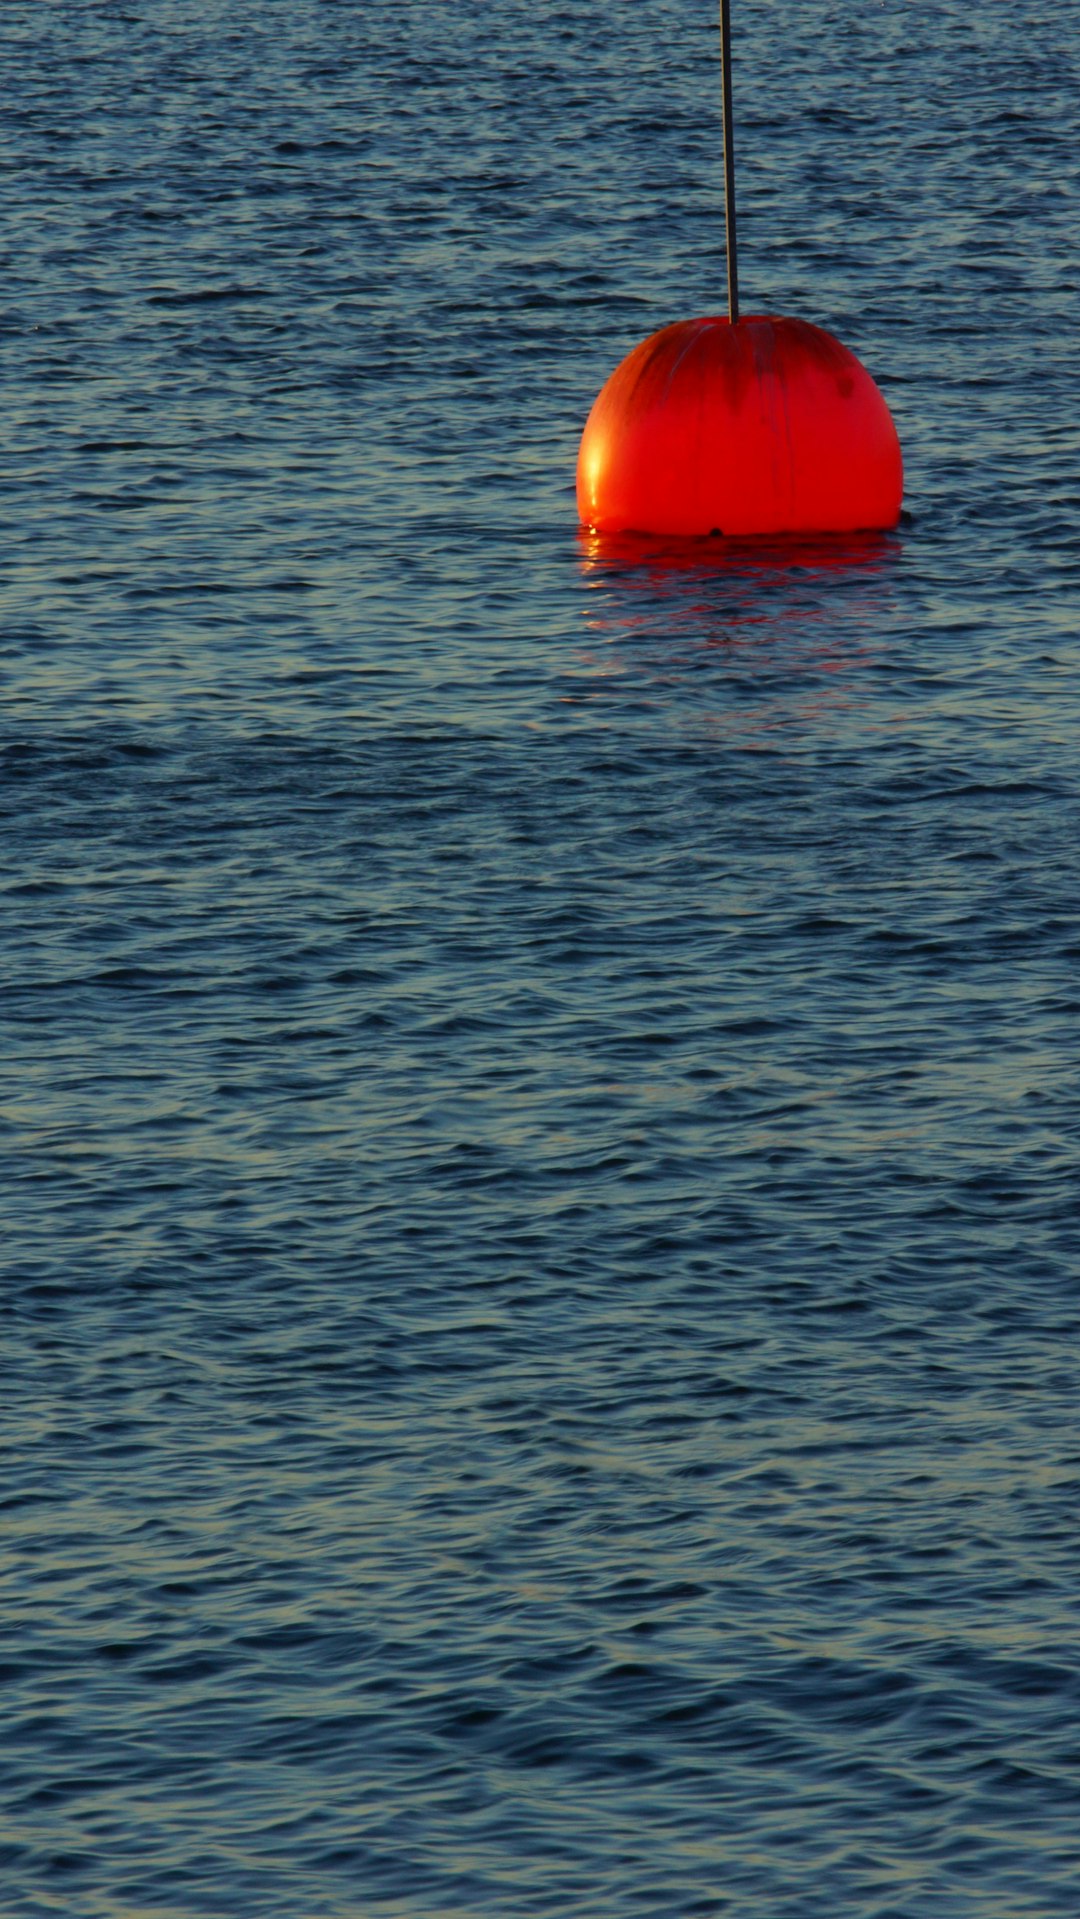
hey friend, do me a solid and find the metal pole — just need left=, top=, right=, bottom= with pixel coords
left=719, top=0, right=739, bottom=323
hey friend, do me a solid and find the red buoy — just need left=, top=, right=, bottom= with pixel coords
left=577, top=313, right=902, bottom=538
left=577, top=3, right=904, bottom=541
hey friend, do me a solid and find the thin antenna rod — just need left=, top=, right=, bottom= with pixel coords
left=719, top=0, right=740, bottom=323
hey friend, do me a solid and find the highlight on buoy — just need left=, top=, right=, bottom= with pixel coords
left=576, top=1, right=903, bottom=540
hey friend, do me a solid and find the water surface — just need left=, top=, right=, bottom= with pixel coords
left=3, top=3, right=1080, bottom=1914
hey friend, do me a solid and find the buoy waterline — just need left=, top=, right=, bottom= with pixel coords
left=576, top=2, right=903, bottom=539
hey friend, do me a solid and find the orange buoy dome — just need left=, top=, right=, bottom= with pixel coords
left=577, top=314, right=902, bottom=538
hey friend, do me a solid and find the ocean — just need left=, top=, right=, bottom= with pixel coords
left=3, top=2, right=1079, bottom=1914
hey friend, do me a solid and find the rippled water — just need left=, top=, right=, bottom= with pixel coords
left=4, top=2, right=1080, bottom=1914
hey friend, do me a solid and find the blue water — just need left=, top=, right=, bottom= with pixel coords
left=3, top=3, right=1080, bottom=1914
